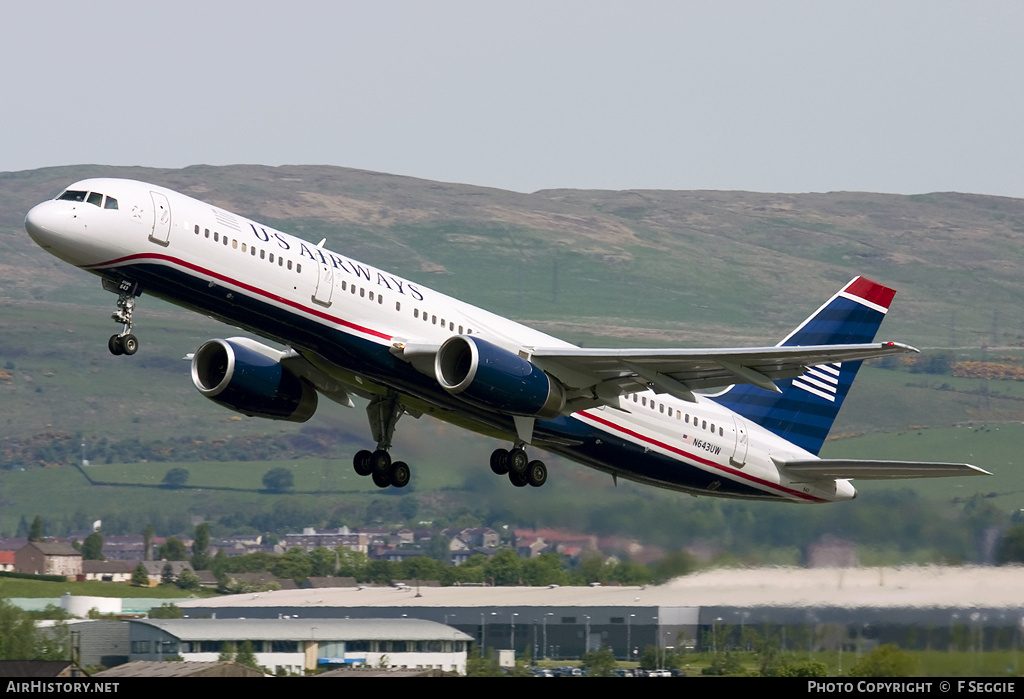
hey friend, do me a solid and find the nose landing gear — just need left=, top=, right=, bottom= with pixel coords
left=104, top=278, right=141, bottom=356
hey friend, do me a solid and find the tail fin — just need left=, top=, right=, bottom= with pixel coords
left=712, top=277, right=896, bottom=455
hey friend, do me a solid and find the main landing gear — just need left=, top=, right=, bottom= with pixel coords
left=352, top=391, right=412, bottom=489
left=105, top=279, right=141, bottom=356
left=490, top=444, right=548, bottom=488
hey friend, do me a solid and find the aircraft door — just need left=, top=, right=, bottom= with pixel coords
left=312, top=263, right=334, bottom=307
left=730, top=415, right=749, bottom=467
left=149, top=191, right=171, bottom=245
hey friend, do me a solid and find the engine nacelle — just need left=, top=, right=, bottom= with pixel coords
left=435, top=335, right=565, bottom=419
left=191, top=339, right=318, bottom=422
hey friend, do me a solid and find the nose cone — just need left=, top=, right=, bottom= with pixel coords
left=25, top=201, right=71, bottom=248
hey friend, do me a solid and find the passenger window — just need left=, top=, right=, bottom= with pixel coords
left=87, top=192, right=103, bottom=207
left=104, top=197, right=118, bottom=210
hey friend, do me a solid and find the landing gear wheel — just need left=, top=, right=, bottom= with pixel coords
left=108, top=335, right=124, bottom=356
left=372, top=471, right=390, bottom=488
left=527, top=460, right=548, bottom=487
left=353, top=450, right=373, bottom=476
left=490, top=448, right=510, bottom=475
left=509, top=470, right=529, bottom=487
left=508, top=447, right=529, bottom=475
left=389, top=461, right=410, bottom=488
left=120, top=334, right=139, bottom=356
left=370, top=449, right=392, bottom=475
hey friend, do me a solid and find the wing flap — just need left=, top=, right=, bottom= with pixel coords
left=779, top=458, right=991, bottom=480
left=532, top=341, right=917, bottom=393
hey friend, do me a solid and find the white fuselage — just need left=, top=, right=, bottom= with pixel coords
left=25, top=178, right=854, bottom=503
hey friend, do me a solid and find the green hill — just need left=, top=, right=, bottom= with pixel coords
left=2, top=164, right=1023, bottom=558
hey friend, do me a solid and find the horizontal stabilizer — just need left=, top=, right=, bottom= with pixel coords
left=779, top=458, right=991, bottom=480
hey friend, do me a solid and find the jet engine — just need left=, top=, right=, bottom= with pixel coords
left=191, top=339, right=318, bottom=422
left=434, top=335, right=565, bottom=418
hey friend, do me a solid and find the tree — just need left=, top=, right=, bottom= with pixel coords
left=484, top=549, right=522, bottom=586
left=996, top=524, right=1024, bottom=564
left=336, top=548, right=369, bottom=580
left=149, top=603, right=183, bottom=619
left=131, top=563, right=150, bottom=587
left=261, top=467, right=294, bottom=493
left=175, top=568, right=201, bottom=591
left=28, top=515, right=44, bottom=542
left=0, top=600, right=67, bottom=660
left=582, top=645, right=617, bottom=677
left=234, top=640, right=260, bottom=670
left=272, top=547, right=312, bottom=583
left=848, top=644, right=919, bottom=677
left=309, top=547, right=337, bottom=577
left=161, top=467, right=190, bottom=489
left=159, top=536, right=187, bottom=561
left=81, top=531, right=105, bottom=561
left=191, top=522, right=211, bottom=570
left=144, top=524, right=154, bottom=561
left=521, top=552, right=569, bottom=586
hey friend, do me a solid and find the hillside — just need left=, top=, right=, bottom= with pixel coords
left=4, top=164, right=1024, bottom=349
left=3, top=164, right=1024, bottom=557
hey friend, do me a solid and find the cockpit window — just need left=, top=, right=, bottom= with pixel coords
left=58, top=190, right=87, bottom=202
left=87, top=192, right=103, bottom=207
left=104, top=197, right=118, bottom=210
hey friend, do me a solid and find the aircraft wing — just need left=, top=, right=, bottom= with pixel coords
left=529, top=341, right=917, bottom=403
left=778, top=458, right=991, bottom=480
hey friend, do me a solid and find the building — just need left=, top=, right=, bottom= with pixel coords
left=174, top=565, right=1024, bottom=659
left=14, top=542, right=82, bottom=578
left=127, top=618, right=473, bottom=675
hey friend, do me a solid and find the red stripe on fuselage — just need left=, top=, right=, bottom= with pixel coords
left=578, top=410, right=826, bottom=503
left=82, top=253, right=394, bottom=341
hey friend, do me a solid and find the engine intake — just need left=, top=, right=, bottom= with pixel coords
left=435, top=335, right=565, bottom=418
left=191, top=339, right=317, bottom=422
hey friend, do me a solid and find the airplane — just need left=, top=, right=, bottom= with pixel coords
left=24, top=178, right=989, bottom=502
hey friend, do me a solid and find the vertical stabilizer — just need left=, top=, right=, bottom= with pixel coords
left=712, top=277, right=896, bottom=455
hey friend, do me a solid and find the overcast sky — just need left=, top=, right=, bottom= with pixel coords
left=4, top=2, right=1023, bottom=197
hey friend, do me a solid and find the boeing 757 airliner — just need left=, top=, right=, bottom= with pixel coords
left=24, top=178, right=989, bottom=501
